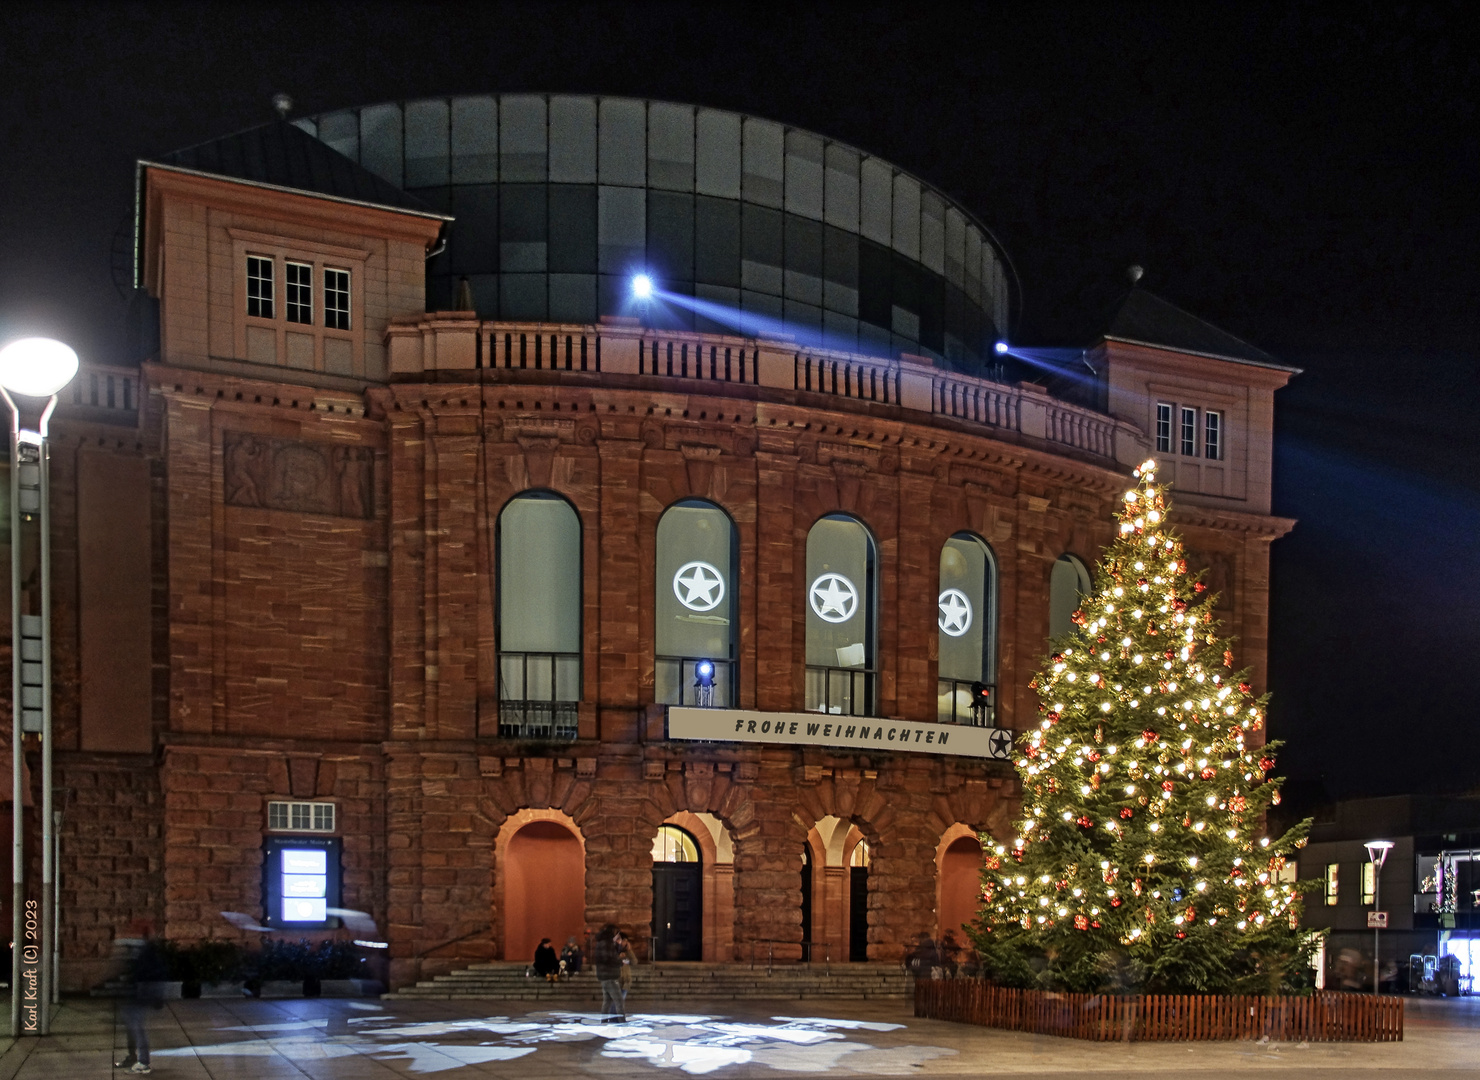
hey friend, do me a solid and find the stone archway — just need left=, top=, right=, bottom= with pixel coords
left=935, top=823, right=983, bottom=948
left=660, top=811, right=735, bottom=962
left=496, top=809, right=587, bottom=963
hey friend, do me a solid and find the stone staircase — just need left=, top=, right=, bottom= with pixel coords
left=386, top=962, right=914, bottom=1002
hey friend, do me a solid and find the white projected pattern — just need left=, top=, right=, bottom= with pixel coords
left=937, top=588, right=972, bottom=637
left=156, top=1009, right=954, bottom=1076
left=673, top=561, right=726, bottom=612
left=809, top=573, right=858, bottom=623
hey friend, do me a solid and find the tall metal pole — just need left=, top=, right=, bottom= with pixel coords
left=1373, top=863, right=1381, bottom=995
left=36, top=395, right=54, bottom=1035
left=4, top=388, right=21, bottom=1039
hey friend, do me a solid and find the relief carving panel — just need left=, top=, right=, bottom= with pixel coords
left=224, top=432, right=374, bottom=519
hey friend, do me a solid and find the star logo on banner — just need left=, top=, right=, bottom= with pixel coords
left=937, top=588, right=973, bottom=637
left=989, top=729, right=1013, bottom=759
left=673, top=561, right=725, bottom=612
left=809, top=573, right=859, bottom=623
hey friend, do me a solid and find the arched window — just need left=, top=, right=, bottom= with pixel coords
left=1049, top=553, right=1092, bottom=641
left=655, top=499, right=738, bottom=707
left=937, top=533, right=997, bottom=725
left=497, top=492, right=581, bottom=738
left=804, top=514, right=877, bottom=716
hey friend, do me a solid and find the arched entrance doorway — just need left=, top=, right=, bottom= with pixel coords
left=936, top=825, right=984, bottom=952
left=849, top=840, right=870, bottom=962
left=499, top=813, right=586, bottom=964
left=652, top=824, right=703, bottom=961
left=804, top=816, right=872, bottom=962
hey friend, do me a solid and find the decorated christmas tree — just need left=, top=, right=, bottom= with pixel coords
left=970, top=459, right=1314, bottom=994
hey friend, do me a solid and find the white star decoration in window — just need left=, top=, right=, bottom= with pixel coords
left=673, top=561, right=725, bottom=612
left=937, top=588, right=972, bottom=637
left=809, top=573, right=858, bottom=623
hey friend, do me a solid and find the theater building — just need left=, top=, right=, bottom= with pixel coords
left=9, top=95, right=1296, bottom=990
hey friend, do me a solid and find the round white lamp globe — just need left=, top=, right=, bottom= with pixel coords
left=0, top=338, right=79, bottom=398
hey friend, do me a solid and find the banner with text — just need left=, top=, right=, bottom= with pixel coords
left=667, top=707, right=1015, bottom=759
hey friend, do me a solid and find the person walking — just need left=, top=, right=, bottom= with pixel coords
left=533, top=937, right=560, bottom=982
left=615, top=929, right=639, bottom=1014
left=591, top=924, right=625, bottom=1022
left=115, top=919, right=167, bottom=1074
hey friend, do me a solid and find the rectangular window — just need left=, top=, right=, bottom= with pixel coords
left=1325, top=863, right=1340, bottom=906
left=247, top=256, right=274, bottom=319
left=267, top=800, right=335, bottom=833
left=1180, top=406, right=1197, bottom=456
left=1204, top=410, right=1222, bottom=460
left=1155, top=402, right=1173, bottom=453
left=263, top=836, right=341, bottom=928
left=324, top=268, right=351, bottom=330
left=285, top=261, right=313, bottom=324
left=1362, top=861, right=1376, bottom=906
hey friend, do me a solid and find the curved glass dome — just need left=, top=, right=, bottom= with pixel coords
left=297, top=95, right=1012, bottom=369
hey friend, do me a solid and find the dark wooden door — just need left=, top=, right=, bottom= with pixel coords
left=849, top=865, right=869, bottom=961
left=800, top=847, right=813, bottom=961
left=653, top=863, right=703, bottom=961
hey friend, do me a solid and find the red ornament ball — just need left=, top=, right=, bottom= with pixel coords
left=1120, top=807, right=1134, bottom=819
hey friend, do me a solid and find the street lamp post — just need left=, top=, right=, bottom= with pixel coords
left=0, top=337, right=78, bottom=1038
left=1365, top=839, right=1394, bottom=996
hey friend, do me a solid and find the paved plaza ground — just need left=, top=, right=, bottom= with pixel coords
left=0, top=993, right=1477, bottom=1079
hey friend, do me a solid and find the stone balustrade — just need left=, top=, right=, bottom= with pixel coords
left=386, top=314, right=1146, bottom=465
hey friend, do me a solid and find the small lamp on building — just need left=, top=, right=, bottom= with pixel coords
left=694, top=658, right=715, bottom=708
left=0, top=337, right=78, bottom=1037
left=1364, top=839, right=1394, bottom=996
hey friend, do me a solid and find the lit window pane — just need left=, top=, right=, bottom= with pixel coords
left=247, top=256, right=274, bottom=319
left=324, top=268, right=350, bottom=330
left=285, top=262, right=312, bottom=324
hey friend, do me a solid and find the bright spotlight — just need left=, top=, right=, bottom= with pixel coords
left=631, top=274, right=654, bottom=299
left=994, top=340, right=1009, bottom=355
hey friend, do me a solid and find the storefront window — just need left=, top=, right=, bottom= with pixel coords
left=805, top=514, right=876, bottom=716
left=655, top=499, right=737, bottom=707
left=937, top=533, right=996, bottom=724
left=498, top=492, right=581, bottom=738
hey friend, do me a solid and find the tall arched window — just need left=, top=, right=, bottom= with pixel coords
left=1049, top=553, right=1092, bottom=641
left=655, top=499, right=738, bottom=707
left=497, top=492, right=581, bottom=738
left=937, top=533, right=997, bottom=725
left=805, top=514, right=877, bottom=716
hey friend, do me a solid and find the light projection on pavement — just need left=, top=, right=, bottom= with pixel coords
left=809, top=573, right=859, bottom=623
left=154, top=1008, right=956, bottom=1075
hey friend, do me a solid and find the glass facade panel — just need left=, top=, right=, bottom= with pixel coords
left=920, top=190, right=946, bottom=275
left=741, top=205, right=784, bottom=295
left=859, top=157, right=893, bottom=245
left=599, top=98, right=646, bottom=186
left=648, top=101, right=695, bottom=192
left=359, top=103, right=404, bottom=188
left=785, top=130, right=825, bottom=220
left=451, top=96, right=498, bottom=183
left=824, top=144, right=860, bottom=230
left=695, top=109, right=742, bottom=198
left=892, top=174, right=921, bottom=260
left=500, top=183, right=548, bottom=272
left=549, top=274, right=597, bottom=323
left=1049, top=554, right=1091, bottom=641
left=499, top=94, right=547, bottom=182
left=695, top=197, right=742, bottom=288
left=450, top=185, right=498, bottom=274
left=498, top=493, right=581, bottom=655
left=404, top=99, right=449, bottom=187
left=598, top=185, right=645, bottom=274
left=647, top=191, right=695, bottom=284
left=944, top=208, right=966, bottom=287
left=317, top=110, right=359, bottom=162
left=549, top=96, right=598, bottom=183
left=549, top=185, right=598, bottom=273
left=742, top=117, right=784, bottom=208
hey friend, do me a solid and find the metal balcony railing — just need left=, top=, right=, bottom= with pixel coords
left=937, top=679, right=995, bottom=726
left=655, top=656, right=736, bottom=708
left=805, top=665, right=876, bottom=718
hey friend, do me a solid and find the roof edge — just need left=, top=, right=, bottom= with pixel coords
left=1099, top=334, right=1303, bottom=376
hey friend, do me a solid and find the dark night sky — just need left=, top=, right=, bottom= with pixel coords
left=2, top=2, right=1476, bottom=807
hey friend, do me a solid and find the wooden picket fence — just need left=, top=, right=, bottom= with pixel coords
left=915, top=979, right=1403, bottom=1042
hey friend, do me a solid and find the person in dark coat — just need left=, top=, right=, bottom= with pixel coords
left=533, top=937, right=560, bottom=982
left=591, top=924, right=625, bottom=1021
left=561, top=936, right=583, bottom=978
left=115, top=919, right=167, bottom=1074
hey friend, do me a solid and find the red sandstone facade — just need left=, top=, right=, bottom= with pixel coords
left=10, top=159, right=1294, bottom=992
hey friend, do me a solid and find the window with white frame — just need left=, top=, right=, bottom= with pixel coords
left=1180, top=406, right=1197, bottom=456
left=247, top=256, right=275, bottom=319
left=324, top=268, right=351, bottom=330
left=267, top=800, right=336, bottom=832
left=285, top=261, right=313, bottom=324
left=1155, top=402, right=1173, bottom=453
left=1325, top=862, right=1340, bottom=906
left=1204, top=410, right=1222, bottom=460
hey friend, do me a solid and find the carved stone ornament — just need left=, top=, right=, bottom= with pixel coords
left=223, top=432, right=374, bottom=519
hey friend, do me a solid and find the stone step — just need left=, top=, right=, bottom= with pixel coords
left=386, top=962, right=914, bottom=1001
